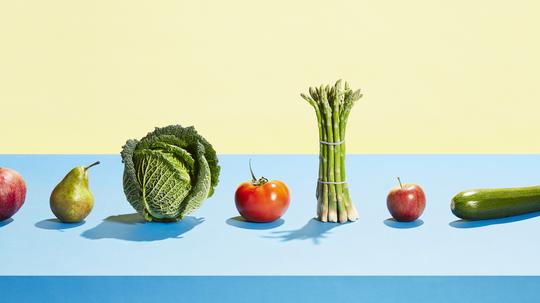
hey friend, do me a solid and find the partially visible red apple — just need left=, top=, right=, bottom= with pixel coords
left=0, top=167, right=27, bottom=221
left=386, top=177, right=426, bottom=222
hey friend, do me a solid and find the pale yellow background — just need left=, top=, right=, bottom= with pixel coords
left=1, top=1, right=539, bottom=154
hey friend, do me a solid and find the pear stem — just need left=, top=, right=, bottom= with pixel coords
left=85, top=161, right=100, bottom=171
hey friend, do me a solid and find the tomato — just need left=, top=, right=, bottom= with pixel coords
left=234, top=162, right=290, bottom=223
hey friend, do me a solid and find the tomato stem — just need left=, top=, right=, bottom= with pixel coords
left=249, top=159, right=257, bottom=182
left=249, top=159, right=268, bottom=186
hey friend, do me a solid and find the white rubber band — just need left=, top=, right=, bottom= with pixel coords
left=319, top=140, right=345, bottom=146
left=318, top=179, right=347, bottom=185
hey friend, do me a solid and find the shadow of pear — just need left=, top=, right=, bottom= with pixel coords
left=449, top=211, right=540, bottom=229
left=226, top=216, right=284, bottom=230
left=81, top=213, right=204, bottom=242
left=35, top=218, right=85, bottom=231
left=264, top=218, right=348, bottom=245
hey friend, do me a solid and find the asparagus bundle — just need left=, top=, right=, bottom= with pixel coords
left=301, top=80, right=362, bottom=223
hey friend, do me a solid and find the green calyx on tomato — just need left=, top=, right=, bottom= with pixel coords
left=249, top=159, right=268, bottom=186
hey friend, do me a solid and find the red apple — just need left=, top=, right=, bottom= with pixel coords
left=0, top=167, right=27, bottom=221
left=386, top=177, right=426, bottom=222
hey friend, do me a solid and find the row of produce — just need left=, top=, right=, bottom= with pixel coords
left=1, top=159, right=539, bottom=225
left=1, top=80, right=540, bottom=227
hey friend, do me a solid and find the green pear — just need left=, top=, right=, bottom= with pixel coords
left=50, top=161, right=100, bottom=223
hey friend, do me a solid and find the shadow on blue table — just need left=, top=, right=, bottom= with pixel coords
left=0, top=218, right=14, bottom=228
left=81, top=214, right=204, bottom=241
left=383, top=218, right=424, bottom=229
left=35, top=219, right=85, bottom=231
left=264, top=218, right=347, bottom=245
left=449, top=211, right=540, bottom=228
left=226, top=216, right=284, bottom=230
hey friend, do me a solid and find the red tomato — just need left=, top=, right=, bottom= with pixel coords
left=235, top=180, right=290, bottom=222
left=234, top=162, right=290, bottom=222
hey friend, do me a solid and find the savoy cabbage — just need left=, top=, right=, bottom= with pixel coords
left=121, top=125, right=220, bottom=222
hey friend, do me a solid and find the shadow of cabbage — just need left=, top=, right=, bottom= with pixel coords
left=81, top=213, right=204, bottom=241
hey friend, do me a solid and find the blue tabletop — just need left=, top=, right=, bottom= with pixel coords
left=1, top=154, right=539, bottom=275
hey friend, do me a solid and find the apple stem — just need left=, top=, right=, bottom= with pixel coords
left=85, top=161, right=100, bottom=171
left=397, top=177, right=403, bottom=189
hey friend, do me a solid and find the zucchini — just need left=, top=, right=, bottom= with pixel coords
left=451, top=185, right=540, bottom=220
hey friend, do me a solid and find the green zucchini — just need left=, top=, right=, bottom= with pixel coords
left=451, top=185, right=540, bottom=220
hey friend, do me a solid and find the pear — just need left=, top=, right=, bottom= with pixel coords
left=50, top=161, right=100, bottom=223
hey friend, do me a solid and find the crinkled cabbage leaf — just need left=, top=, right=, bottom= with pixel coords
left=121, top=125, right=220, bottom=222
